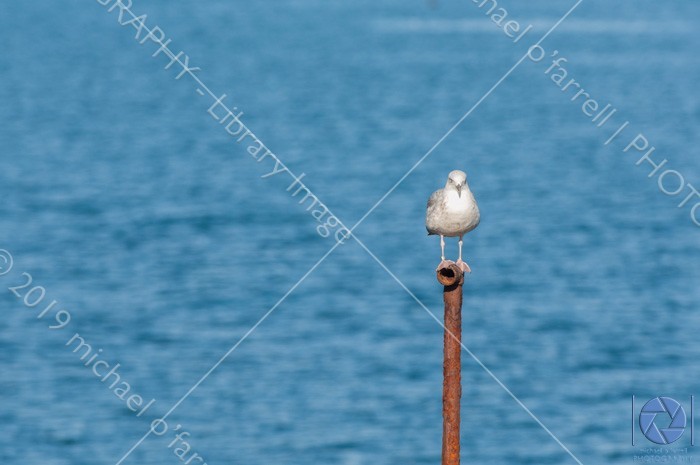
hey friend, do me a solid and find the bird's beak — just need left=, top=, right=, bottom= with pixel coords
left=457, top=184, right=462, bottom=198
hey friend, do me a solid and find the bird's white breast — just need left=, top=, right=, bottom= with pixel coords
left=437, top=189, right=480, bottom=236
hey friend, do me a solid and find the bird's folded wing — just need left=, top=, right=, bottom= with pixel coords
left=426, top=190, right=443, bottom=234
left=426, top=190, right=441, bottom=213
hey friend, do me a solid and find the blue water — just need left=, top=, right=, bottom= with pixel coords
left=1, top=1, right=700, bottom=464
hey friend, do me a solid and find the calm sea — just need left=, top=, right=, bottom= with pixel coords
left=1, top=1, right=699, bottom=464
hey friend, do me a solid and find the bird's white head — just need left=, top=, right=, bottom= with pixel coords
left=446, top=170, right=468, bottom=197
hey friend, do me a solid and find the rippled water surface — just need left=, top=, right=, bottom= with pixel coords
left=1, top=1, right=699, bottom=464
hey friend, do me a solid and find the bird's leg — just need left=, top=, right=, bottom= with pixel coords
left=436, top=235, right=450, bottom=271
left=455, top=236, right=471, bottom=273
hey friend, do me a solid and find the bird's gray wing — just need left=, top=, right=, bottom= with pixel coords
left=425, top=190, right=442, bottom=235
left=426, top=190, right=439, bottom=211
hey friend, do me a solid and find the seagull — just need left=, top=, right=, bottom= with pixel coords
left=426, top=170, right=480, bottom=272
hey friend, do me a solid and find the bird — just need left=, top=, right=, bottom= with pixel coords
left=426, top=170, right=480, bottom=272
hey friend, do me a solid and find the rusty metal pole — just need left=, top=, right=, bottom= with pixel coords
left=437, top=262, right=464, bottom=465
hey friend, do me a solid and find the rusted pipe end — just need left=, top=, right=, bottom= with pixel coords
left=436, top=261, right=464, bottom=287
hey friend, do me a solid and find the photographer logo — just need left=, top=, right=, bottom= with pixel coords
left=639, top=397, right=687, bottom=445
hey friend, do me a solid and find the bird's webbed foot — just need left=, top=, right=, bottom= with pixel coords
left=436, top=259, right=453, bottom=272
left=455, top=259, right=471, bottom=274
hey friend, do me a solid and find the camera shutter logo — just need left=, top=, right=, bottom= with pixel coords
left=639, top=397, right=687, bottom=445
